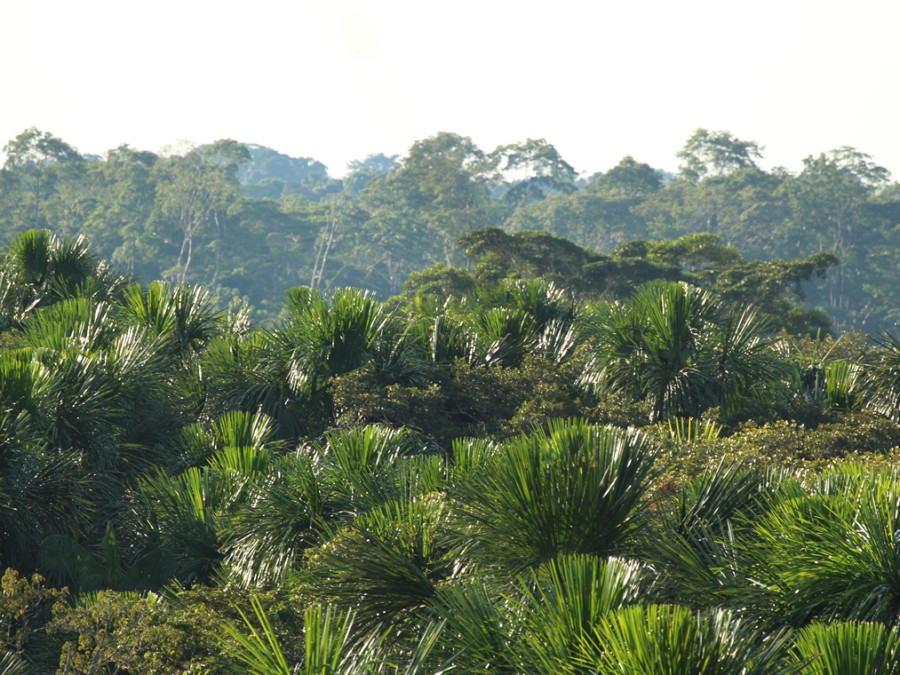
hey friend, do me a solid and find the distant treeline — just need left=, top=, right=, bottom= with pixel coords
left=2, top=126, right=898, bottom=331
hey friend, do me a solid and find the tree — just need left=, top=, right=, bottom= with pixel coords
left=589, top=156, right=665, bottom=199
left=153, top=140, right=250, bottom=285
left=0, top=229, right=129, bottom=327
left=677, top=128, right=763, bottom=182
left=506, top=188, right=650, bottom=253
left=489, top=138, right=577, bottom=213
left=780, top=148, right=893, bottom=330
left=0, top=128, right=84, bottom=236
left=580, top=281, right=784, bottom=421
left=458, top=227, right=605, bottom=291
left=82, top=146, right=160, bottom=278
left=751, top=463, right=900, bottom=626
left=382, top=132, right=495, bottom=266
left=342, top=153, right=398, bottom=196
left=455, top=420, right=658, bottom=571
left=2, top=128, right=81, bottom=171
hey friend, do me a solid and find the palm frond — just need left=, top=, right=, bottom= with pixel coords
left=305, top=495, right=458, bottom=634
left=516, top=554, right=649, bottom=673
left=790, top=620, right=900, bottom=674
left=589, top=605, right=795, bottom=675
left=223, top=594, right=292, bottom=675
left=455, top=419, right=659, bottom=571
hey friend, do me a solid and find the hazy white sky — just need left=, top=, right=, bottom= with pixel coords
left=2, top=0, right=898, bottom=178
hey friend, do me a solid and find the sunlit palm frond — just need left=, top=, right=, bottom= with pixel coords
left=589, top=605, right=794, bottom=675
left=790, top=620, right=900, bottom=675
left=118, top=280, right=221, bottom=360
left=305, top=495, right=457, bottom=634
left=322, top=425, right=432, bottom=511
left=455, top=419, right=658, bottom=571
left=426, top=579, right=516, bottom=673
left=866, top=331, right=900, bottom=420
left=516, top=554, right=650, bottom=673
left=224, top=452, right=345, bottom=587
left=223, top=594, right=293, bottom=675
left=750, top=464, right=900, bottom=626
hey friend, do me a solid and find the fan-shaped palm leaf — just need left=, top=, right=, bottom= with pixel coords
left=751, top=464, right=900, bottom=626
left=130, top=465, right=237, bottom=585
left=790, top=620, right=900, bottom=674
left=424, top=578, right=517, bottom=673
left=305, top=495, right=458, bottom=634
left=580, top=281, right=783, bottom=421
left=224, top=451, right=345, bottom=587
left=473, top=307, right=537, bottom=368
left=455, top=419, right=658, bottom=571
left=321, top=425, right=434, bottom=511
left=222, top=594, right=293, bottom=675
left=866, top=331, right=900, bottom=420
left=516, top=554, right=650, bottom=673
left=118, top=280, right=221, bottom=360
left=588, top=605, right=794, bottom=675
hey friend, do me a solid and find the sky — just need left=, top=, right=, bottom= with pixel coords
left=2, top=0, right=899, bottom=179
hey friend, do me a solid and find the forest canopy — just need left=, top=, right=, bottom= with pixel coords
left=2, top=126, right=898, bottom=332
left=2, top=126, right=900, bottom=672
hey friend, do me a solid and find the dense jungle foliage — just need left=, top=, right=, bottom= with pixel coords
left=2, top=126, right=899, bottom=331
left=2, top=127, right=900, bottom=672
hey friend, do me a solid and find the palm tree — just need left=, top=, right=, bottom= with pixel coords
left=303, top=494, right=458, bottom=635
left=223, top=450, right=345, bottom=587
left=200, top=330, right=310, bottom=440
left=0, top=406, right=92, bottom=571
left=318, top=425, right=437, bottom=512
left=117, top=280, right=221, bottom=362
left=866, top=330, right=900, bottom=420
left=203, top=288, right=426, bottom=439
left=750, top=463, right=900, bottom=626
left=225, top=599, right=451, bottom=674
left=12, top=297, right=182, bottom=476
left=454, top=419, right=658, bottom=571
left=281, top=287, right=422, bottom=394
left=0, top=229, right=129, bottom=327
left=580, top=281, right=782, bottom=421
left=647, top=461, right=800, bottom=610
left=514, top=554, right=651, bottom=673
left=425, top=578, right=518, bottom=672
left=127, top=412, right=280, bottom=587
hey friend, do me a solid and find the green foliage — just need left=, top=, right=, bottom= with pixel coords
left=48, top=585, right=301, bottom=674
left=118, top=280, right=221, bottom=361
left=5, top=127, right=900, bottom=670
left=677, top=128, right=764, bottom=181
left=331, top=355, right=587, bottom=448
left=750, top=464, right=900, bottom=626
left=0, top=569, right=66, bottom=667
left=304, top=494, right=457, bottom=634
left=52, top=591, right=203, bottom=674
left=867, top=331, right=900, bottom=421
left=223, top=451, right=343, bottom=587
left=455, top=420, right=659, bottom=571
left=589, top=604, right=793, bottom=674
left=515, top=554, right=650, bottom=673
left=581, top=281, right=784, bottom=422
left=222, top=594, right=291, bottom=674
left=790, top=621, right=900, bottom=674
